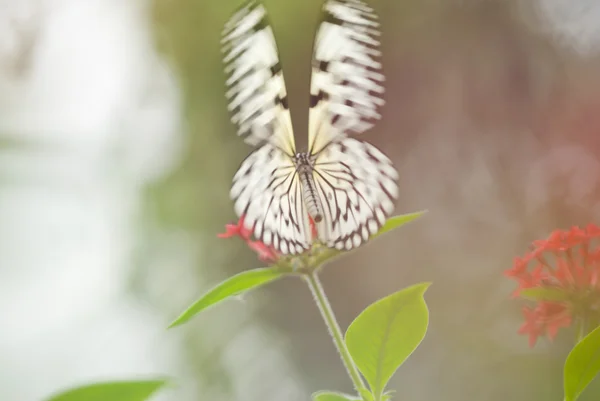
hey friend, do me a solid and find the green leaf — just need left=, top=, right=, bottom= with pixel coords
left=371, top=210, right=427, bottom=240
left=520, top=287, right=569, bottom=301
left=357, top=388, right=374, bottom=401
left=169, top=267, right=285, bottom=328
left=564, top=325, right=600, bottom=401
left=345, top=282, right=431, bottom=399
left=313, top=211, right=427, bottom=267
left=45, top=379, right=168, bottom=401
left=312, top=390, right=361, bottom=401
left=381, top=389, right=395, bottom=401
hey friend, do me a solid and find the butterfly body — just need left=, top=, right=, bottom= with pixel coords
left=223, top=0, right=398, bottom=255
left=294, top=152, right=324, bottom=223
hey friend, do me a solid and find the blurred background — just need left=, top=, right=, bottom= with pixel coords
left=1, top=0, right=600, bottom=400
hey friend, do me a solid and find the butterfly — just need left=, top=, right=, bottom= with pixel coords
left=222, top=0, right=398, bottom=255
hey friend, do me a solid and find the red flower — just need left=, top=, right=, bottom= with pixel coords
left=505, top=224, right=600, bottom=347
left=217, top=216, right=252, bottom=240
left=218, top=216, right=279, bottom=263
left=246, top=239, right=279, bottom=263
left=518, top=303, right=572, bottom=348
left=217, top=215, right=319, bottom=263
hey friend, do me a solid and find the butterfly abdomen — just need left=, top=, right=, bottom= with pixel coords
left=296, top=154, right=323, bottom=223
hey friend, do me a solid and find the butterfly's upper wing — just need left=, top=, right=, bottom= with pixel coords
left=222, top=0, right=295, bottom=154
left=231, top=144, right=312, bottom=255
left=312, top=138, right=398, bottom=250
left=308, top=0, right=384, bottom=155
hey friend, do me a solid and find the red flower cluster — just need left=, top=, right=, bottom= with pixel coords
left=505, top=224, right=600, bottom=347
left=218, top=216, right=279, bottom=263
left=218, top=215, right=319, bottom=263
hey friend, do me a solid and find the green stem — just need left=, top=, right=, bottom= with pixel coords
left=304, top=271, right=366, bottom=392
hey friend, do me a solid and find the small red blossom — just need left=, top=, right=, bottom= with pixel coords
left=518, top=303, right=572, bottom=348
left=218, top=215, right=320, bottom=263
left=246, top=240, right=279, bottom=263
left=309, top=217, right=318, bottom=240
left=217, top=216, right=252, bottom=240
left=218, top=215, right=279, bottom=263
left=506, top=224, right=600, bottom=347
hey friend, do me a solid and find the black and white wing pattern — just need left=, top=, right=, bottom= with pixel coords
left=308, top=0, right=398, bottom=251
left=312, top=138, right=398, bottom=250
left=231, top=144, right=312, bottom=254
left=224, top=0, right=397, bottom=255
left=223, top=2, right=311, bottom=254
left=222, top=0, right=295, bottom=154
left=308, top=0, right=385, bottom=154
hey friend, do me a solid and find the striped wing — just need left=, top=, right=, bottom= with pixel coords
left=222, top=0, right=295, bottom=154
left=308, top=0, right=384, bottom=155
left=231, top=144, right=312, bottom=255
left=312, top=138, right=398, bottom=250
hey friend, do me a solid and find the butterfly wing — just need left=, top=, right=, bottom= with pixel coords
left=223, top=1, right=312, bottom=255
left=231, top=144, right=312, bottom=255
left=222, top=0, right=295, bottom=154
left=308, top=0, right=384, bottom=155
left=312, top=138, right=398, bottom=250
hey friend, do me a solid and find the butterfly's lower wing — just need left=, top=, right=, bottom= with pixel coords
left=231, top=144, right=312, bottom=255
left=312, top=138, right=398, bottom=250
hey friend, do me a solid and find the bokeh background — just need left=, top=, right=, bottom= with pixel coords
left=2, top=0, right=600, bottom=400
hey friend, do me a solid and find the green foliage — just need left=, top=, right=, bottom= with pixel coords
left=371, top=211, right=427, bottom=239
left=170, top=211, right=426, bottom=328
left=312, top=390, right=361, bottom=401
left=358, top=387, right=375, bottom=401
left=345, top=283, right=430, bottom=399
left=169, top=267, right=284, bottom=327
left=44, top=379, right=168, bottom=401
left=520, top=288, right=569, bottom=302
left=312, top=211, right=427, bottom=267
left=564, top=325, right=600, bottom=401
left=168, top=210, right=429, bottom=401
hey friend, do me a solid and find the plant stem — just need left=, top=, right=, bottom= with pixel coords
left=305, top=271, right=366, bottom=392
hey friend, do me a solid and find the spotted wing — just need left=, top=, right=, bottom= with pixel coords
left=312, top=138, right=398, bottom=250
left=231, top=144, right=312, bottom=255
left=222, top=0, right=295, bottom=154
left=308, top=0, right=384, bottom=155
